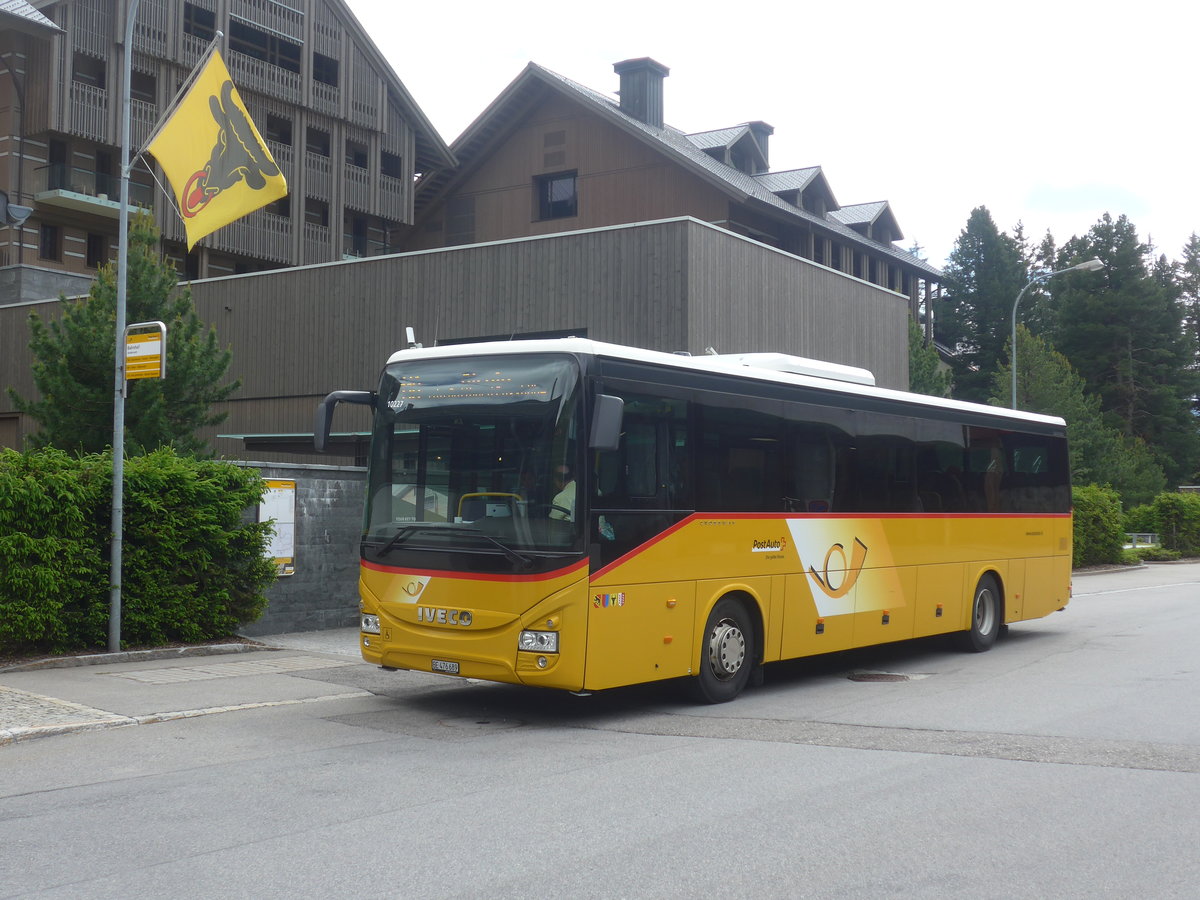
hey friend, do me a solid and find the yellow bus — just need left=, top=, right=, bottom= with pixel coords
left=316, top=338, right=1071, bottom=703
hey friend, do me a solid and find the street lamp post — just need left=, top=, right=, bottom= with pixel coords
left=1010, top=257, right=1104, bottom=409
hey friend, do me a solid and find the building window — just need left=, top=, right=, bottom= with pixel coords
left=265, top=115, right=292, bottom=146
left=39, top=224, right=61, bottom=261
left=313, top=52, right=339, bottom=87
left=229, top=20, right=301, bottom=74
left=445, top=196, right=475, bottom=246
left=305, top=198, right=329, bottom=228
left=346, top=140, right=368, bottom=169
left=266, top=196, right=291, bottom=218
left=380, top=151, right=402, bottom=179
left=306, top=127, right=330, bottom=157
left=535, top=171, right=577, bottom=220
left=130, top=70, right=156, bottom=103
left=86, top=233, right=107, bottom=268
left=183, top=3, right=216, bottom=40
left=72, top=53, right=106, bottom=89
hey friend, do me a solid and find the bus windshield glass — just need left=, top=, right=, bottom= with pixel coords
left=363, top=353, right=583, bottom=566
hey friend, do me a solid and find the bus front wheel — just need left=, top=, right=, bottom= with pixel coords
left=690, top=597, right=755, bottom=703
left=958, top=574, right=1002, bottom=652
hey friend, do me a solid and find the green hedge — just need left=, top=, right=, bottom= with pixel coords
left=1137, top=492, right=1200, bottom=555
left=1072, top=484, right=1124, bottom=567
left=0, top=448, right=275, bottom=655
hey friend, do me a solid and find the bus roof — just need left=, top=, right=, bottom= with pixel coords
left=384, top=337, right=1067, bottom=429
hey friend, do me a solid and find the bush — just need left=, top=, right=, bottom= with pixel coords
left=0, top=448, right=275, bottom=655
left=1132, top=546, right=1181, bottom=562
left=1149, top=492, right=1200, bottom=556
left=1072, top=484, right=1124, bottom=567
left=1122, top=503, right=1156, bottom=535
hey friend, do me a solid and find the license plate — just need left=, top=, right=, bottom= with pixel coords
left=431, top=659, right=460, bottom=675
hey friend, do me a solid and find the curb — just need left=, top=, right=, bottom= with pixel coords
left=0, top=641, right=270, bottom=674
left=0, top=690, right=369, bottom=747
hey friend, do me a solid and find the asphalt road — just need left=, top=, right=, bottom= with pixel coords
left=3, top=563, right=1198, bottom=899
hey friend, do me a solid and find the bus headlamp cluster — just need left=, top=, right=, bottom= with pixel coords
left=361, top=614, right=381, bottom=635
left=518, top=630, right=559, bottom=653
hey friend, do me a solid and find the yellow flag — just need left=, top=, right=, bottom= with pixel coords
left=146, top=50, right=287, bottom=249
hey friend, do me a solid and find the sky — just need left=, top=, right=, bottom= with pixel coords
left=347, top=0, right=1197, bottom=268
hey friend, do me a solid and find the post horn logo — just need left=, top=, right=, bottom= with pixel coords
left=181, top=80, right=282, bottom=218
left=808, top=537, right=868, bottom=599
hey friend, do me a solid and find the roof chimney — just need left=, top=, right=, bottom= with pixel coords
left=613, top=58, right=670, bottom=128
left=747, top=121, right=773, bottom=168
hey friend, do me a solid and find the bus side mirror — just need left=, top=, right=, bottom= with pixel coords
left=314, top=390, right=374, bottom=452
left=589, top=394, right=624, bottom=452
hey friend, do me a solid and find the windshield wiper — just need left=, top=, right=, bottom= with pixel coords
left=457, top=528, right=535, bottom=569
left=369, top=524, right=422, bottom=557
left=367, top=523, right=534, bottom=569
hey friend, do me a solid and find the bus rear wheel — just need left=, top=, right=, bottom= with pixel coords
left=690, top=597, right=755, bottom=703
left=958, top=574, right=1002, bottom=652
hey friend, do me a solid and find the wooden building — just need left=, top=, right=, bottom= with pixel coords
left=0, top=0, right=453, bottom=304
left=405, top=58, right=942, bottom=328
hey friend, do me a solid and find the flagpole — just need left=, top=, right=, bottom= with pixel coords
left=109, top=0, right=141, bottom=652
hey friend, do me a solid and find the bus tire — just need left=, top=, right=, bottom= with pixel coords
left=958, top=573, right=1002, bottom=653
left=689, top=597, right=755, bottom=703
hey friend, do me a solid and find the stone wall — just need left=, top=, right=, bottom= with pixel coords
left=235, top=461, right=365, bottom=636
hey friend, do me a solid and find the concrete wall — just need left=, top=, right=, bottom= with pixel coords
left=236, top=461, right=365, bottom=637
left=0, top=263, right=93, bottom=306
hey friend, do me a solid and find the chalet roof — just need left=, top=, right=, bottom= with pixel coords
left=752, top=167, right=839, bottom=209
left=1, top=0, right=62, bottom=33
left=418, top=62, right=939, bottom=278
left=830, top=201, right=903, bottom=241
left=688, top=126, right=751, bottom=149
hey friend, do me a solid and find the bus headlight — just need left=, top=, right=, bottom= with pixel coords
left=361, top=614, right=381, bottom=635
left=518, top=630, right=559, bottom=653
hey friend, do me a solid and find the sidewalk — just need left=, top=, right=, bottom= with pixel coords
left=0, top=627, right=365, bottom=746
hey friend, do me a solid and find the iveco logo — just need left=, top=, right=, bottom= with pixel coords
left=416, top=606, right=473, bottom=626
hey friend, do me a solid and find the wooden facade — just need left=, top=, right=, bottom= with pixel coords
left=0, top=218, right=910, bottom=460
left=0, top=0, right=452, bottom=304
left=405, top=59, right=943, bottom=338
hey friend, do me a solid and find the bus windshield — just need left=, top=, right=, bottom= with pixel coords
left=363, top=353, right=584, bottom=567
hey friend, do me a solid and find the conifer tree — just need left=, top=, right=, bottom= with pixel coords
left=937, top=206, right=1029, bottom=402
left=9, top=212, right=238, bottom=456
left=1048, top=214, right=1200, bottom=486
left=1179, top=233, right=1200, bottom=377
left=907, top=317, right=952, bottom=397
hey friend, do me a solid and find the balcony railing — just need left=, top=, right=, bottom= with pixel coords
left=34, top=164, right=155, bottom=214
left=341, top=233, right=400, bottom=259
left=379, top=173, right=408, bottom=221
left=304, top=222, right=331, bottom=264
left=305, top=151, right=331, bottom=199
left=226, top=49, right=302, bottom=104
left=343, top=164, right=370, bottom=212
left=131, top=98, right=159, bottom=150
left=69, top=82, right=108, bottom=142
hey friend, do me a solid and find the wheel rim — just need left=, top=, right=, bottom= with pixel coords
left=707, top=617, right=746, bottom=681
left=975, top=586, right=997, bottom=636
